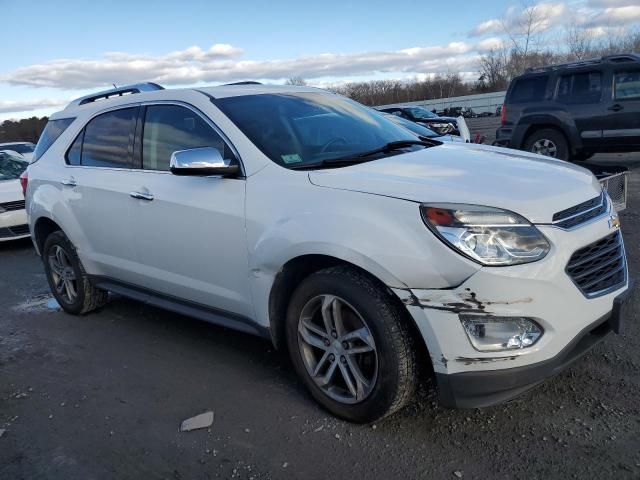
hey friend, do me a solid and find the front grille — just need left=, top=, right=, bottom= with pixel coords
left=566, top=231, right=626, bottom=297
left=0, top=200, right=25, bottom=212
left=0, top=224, right=29, bottom=239
left=552, top=192, right=607, bottom=229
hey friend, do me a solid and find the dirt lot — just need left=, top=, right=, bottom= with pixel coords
left=1, top=154, right=639, bottom=480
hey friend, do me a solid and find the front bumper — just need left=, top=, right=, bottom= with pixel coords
left=0, top=209, right=29, bottom=242
left=437, top=283, right=633, bottom=408
left=394, top=218, right=633, bottom=408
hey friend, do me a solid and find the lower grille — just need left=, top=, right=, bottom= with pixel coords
left=566, top=231, right=626, bottom=297
left=0, top=200, right=26, bottom=212
left=0, top=224, right=30, bottom=238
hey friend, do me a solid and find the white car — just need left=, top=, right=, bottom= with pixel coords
left=0, top=142, right=36, bottom=161
left=24, top=83, right=632, bottom=422
left=0, top=151, right=29, bottom=241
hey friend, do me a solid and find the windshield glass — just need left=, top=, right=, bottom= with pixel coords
left=407, top=107, right=438, bottom=119
left=383, top=113, right=439, bottom=138
left=0, top=152, right=28, bottom=181
left=6, top=143, right=36, bottom=154
left=214, top=93, right=416, bottom=168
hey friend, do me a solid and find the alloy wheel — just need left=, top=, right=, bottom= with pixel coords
left=297, top=294, right=378, bottom=404
left=48, top=245, right=78, bottom=304
left=531, top=138, right=558, bottom=157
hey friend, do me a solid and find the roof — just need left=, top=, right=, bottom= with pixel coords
left=57, top=82, right=326, bottom=116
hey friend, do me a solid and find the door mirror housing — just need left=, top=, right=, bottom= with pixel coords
left=170, top=147, right=239, bottom=177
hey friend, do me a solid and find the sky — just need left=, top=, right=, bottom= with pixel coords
left=1, top=0, right=639, bottom=121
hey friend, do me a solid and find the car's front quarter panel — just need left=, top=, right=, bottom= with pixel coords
left=244, top=163, right=481, bottom=329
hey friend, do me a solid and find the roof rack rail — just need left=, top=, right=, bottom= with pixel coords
left=67, top=82, right=164, bottom=108
left=223, top=81, right=262, bottom=85
left=524, top=53, right=640, bottom=74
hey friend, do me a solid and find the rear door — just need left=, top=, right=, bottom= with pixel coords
left=125, top=103, right=252, bottom=318
left=555, top=70, right=604, bottom=149
left=63, top=106, right=141, bottom=281
left=603, top=66, right=640, bottom=147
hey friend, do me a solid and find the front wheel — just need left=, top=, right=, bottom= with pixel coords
left=286, top=266, right=418, bottom=423
left=523, top=128, right=569, bottom=160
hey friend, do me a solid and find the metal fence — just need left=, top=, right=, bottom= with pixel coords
left=377, top=91, right=507, bottom=115
left=600, top=172, right=628, bottom=212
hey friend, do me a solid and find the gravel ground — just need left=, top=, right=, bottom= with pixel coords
left=1, top=154, right=638, bottom=480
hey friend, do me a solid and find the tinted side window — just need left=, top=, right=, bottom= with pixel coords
left=557, top=71, right=602, bottom=104
left=142, top=105, right=234, bottom=171
left=81, top=108, right=137, bottom=168
left=509, top=75, right=549, bottom=103
left=614, top=71, right=640, bottom=100
left=32, top=118, right=74, bottom=162
left=66, top=130, right=83, bottom=166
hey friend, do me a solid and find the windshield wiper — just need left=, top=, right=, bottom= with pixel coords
left=288, top=140, right=434, bottom=170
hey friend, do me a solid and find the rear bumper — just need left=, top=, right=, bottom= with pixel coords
left=436, top=283, right=634, bottom=408
left=493, top=127, right=512, bottom=147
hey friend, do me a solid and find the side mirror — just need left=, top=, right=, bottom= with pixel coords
left=170, top=147, right=239, bottom=177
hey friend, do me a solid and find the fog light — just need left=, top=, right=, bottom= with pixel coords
left=460, top=315, right=543, bottom=352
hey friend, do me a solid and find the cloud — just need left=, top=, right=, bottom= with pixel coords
left=470, top=2, right=567, bottom=37
left=1, top=42, right=486, bottom=90
left=0, top=99, right=67, bottom=114
left=587, top=0, right=638, bottom=7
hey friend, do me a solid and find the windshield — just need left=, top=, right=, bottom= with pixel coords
left=0, top=152, right=28, bottom=181
left=214, top=92, right=416, bottom=168
left=383, top=113, right=439, bottom=138
left=407, top=107, right=438, bottom=119
left=2, top=143, right=35, bottom=154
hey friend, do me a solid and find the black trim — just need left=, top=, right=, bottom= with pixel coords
left=89, top=275, right=269, bottom=338
left=436, top=284, right=634, bottom=408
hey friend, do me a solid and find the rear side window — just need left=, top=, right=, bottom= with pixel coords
left=509, top=75, right=549, bottom=103
left=614, top=71, right=640, bottom=100
left=80, top=108, right=138, bottom=168
left=141, top=104, right=234, bottom=171
left=557, top=72, right=602, bottom=104
left=32, top=118, right=74, bottom=162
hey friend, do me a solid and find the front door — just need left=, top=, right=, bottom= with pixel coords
left=603, top=67, right=640, bottom=147
left=126, top=103, right=252, bottom=318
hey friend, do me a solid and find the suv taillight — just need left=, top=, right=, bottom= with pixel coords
left=19, top=170, right=28, bottom=197
left=500, top=104, right=506, bottom=126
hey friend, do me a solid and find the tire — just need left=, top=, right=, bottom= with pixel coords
left=523, top=128, right=569, bottom=160
left=285, top=266, right=418, bottom=423
left=42, top=230, right=108, bottom=315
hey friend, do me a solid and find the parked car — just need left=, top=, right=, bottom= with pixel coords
left=0, top=151, right=29, bottom=241
left=0, top=142, right=36, bottom=161
left=495, top=53, right=640, bottom=160
left=381, top=112, right=464, bottom=143
left=25, top=82, right=632, bottom=422
left=378, top=106, right=460, bottom=135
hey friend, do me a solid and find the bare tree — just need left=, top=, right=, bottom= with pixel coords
left=565, top=25, right=595, bottom=60
left=285, top=76, right=308, bottom=86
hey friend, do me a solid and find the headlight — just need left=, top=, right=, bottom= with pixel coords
left=460, top=315, right=543, bottom=351
left=420, top=204, right=550, bottom=266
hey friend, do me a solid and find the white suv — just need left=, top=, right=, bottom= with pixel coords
left=24, top=82, right=632, bottom=422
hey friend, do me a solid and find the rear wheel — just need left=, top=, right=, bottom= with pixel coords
left=523, top=128, right=569, bottom=160
left=43, top=231, right=108, bottom=315
left=286, top=266, right=418, bottom=423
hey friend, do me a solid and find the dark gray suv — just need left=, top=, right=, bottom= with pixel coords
left=495, top=53, right=640, bottom=161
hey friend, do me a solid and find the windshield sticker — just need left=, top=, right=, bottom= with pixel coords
left=281, top=153, right=303, bottom=164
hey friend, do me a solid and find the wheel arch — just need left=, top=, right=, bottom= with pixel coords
left=514, top=115, right=580, bottom=153
left=267, top=254, right=431, bottom=374
left=33, top=216, right=62, bottom=255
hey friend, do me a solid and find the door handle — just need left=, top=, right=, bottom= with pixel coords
left=61, top=178, right=77, bottom=187
left=608, top=104, right=623, bottom=112
left=129, top=191, right=154, bottom=201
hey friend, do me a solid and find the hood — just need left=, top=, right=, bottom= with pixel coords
left=308, top=143, right=602, bottom=224
left=0, top=179, right=22, bottom=204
